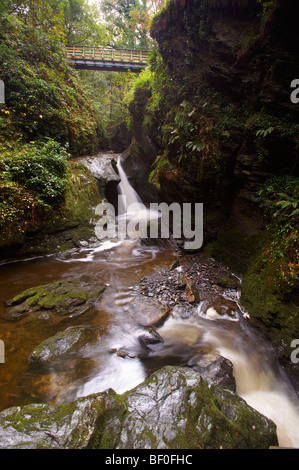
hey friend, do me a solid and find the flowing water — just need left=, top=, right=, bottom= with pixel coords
left=0, top=154, right=299, bottom=448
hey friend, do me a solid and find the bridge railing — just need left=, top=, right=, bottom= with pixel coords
left=66, top=46, right=148, bottom=64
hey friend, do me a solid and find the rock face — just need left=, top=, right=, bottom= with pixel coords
left=122, top=87, right=160, bottom=204
left=0, top=366, right=278, bottom=449
left=188, top=354, right=236, bottom=392
left=78, top=153, right=121, bottom=206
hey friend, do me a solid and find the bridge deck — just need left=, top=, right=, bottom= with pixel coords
left=66, top=46, right=148, bottom=72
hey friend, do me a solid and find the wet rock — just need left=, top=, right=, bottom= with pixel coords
left=201, top=298, right=242, bottom=322
left=145, top=304, right=172, bottom=329
left=111, top=349, right=133, bottom=358
left=78, top=153, right=120, bottom=201
left=143, top=326, right=164, bottom=344
left=138, top=326, right=164, bottom=353
left=188, top=353, right=236, bottom=392
left=4, top=276, right=106, bottom=325
left=0, top=366, right=278, bottom=449
left=169, top=258, right=180, bottom=270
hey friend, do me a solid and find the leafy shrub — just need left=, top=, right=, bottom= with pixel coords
left=258, top=176, right=299, bottom=292
left=3, top=139, right=70, bottom=207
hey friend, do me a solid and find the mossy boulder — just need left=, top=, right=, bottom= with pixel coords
left=4, top=276, right=106, bottom=325
left=28, top=325, right=101, bottom=364
left=51, top=160, right=101, bottom=232
left=0, top=366, right=278, bottom=449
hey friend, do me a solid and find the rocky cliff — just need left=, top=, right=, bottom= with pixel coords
left=125, top=0, right=299, bottom=374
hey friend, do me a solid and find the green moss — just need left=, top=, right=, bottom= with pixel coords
left=48, top=160, right=101, bottom=233
left=204, top=219, right=262, bottom=275
left=86, top=392, right=128, bottom=449
left=241, top=257, right=298, bottom=351
left=11, top=288, right=39, bottom=306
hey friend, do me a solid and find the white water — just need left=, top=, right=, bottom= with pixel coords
left=116, top=156, right=161, bottom=240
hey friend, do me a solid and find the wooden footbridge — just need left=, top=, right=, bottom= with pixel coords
left=66, top=45, right=148, bottom=73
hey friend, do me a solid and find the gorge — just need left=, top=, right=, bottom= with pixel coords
left=0, top=0, right=298, bottom=451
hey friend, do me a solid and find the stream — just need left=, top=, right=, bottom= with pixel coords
left=0, top=155, right=299, bottom=448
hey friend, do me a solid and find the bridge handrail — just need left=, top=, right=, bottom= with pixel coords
left=66, top=45, right=149, bottom=64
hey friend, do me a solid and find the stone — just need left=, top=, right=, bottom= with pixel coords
left=4, top=276, right=106, bottom=325
left=144, top=304, right=172, bottom=328
left=188, top=353, right=236, bottom=392
left=28, top=326, right=101, bottom=364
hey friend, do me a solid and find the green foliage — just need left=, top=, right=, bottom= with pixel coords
left=100, top=0, right=152, bottom=48
left=60, top=0, right=110, bottom=46
left=0, top=0, right=107, bottom=154
left=256, top=0, right=276, bottom=22
left=149, top=151, right=174, bottom=190
left=0, top=139, right=70, bottom=240
left=6, top=139, right=70, bottom=206
left=245, top=111, right=299, bottom=162
left=0, top=178, right=38, bottom=241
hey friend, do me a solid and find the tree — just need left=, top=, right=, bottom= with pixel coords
left=100, top=0, right=153, bottom=48
left=58, top=0, right=110, bottom=46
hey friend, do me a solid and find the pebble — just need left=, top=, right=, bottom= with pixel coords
left=138, top=252, right=239, bottom=319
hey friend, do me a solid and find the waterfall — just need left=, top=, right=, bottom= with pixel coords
left=115, top=156, right=160, bottom=240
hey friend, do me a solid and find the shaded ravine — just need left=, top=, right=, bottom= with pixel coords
left=0, top=155, right=298, bottom=448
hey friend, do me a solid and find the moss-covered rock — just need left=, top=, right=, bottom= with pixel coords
left=4, top=276, right=106, bottom=326
left=0, top=366, right=278, bottom=449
